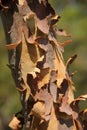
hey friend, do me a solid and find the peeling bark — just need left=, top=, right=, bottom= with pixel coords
left=0, top=0, right=87, bottom=130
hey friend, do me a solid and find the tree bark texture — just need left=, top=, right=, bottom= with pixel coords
left=0, top=0, right=87, bottom=130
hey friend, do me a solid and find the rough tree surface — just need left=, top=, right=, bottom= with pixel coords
left=0, top=0, right=87, bottom=130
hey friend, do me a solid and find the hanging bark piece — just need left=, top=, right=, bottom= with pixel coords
left=55, top=28, right=72, bottom=37
left=1, top=0, right=87, bottom=130
left=9, top=116, right=22, bottom=130
left=9, top=112, right=24, bottom=130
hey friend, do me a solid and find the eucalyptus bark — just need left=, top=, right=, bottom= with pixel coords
left=1, top=0, right=87, bottom=130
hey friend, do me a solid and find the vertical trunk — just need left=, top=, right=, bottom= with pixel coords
left=1, top=0, right=87, bottom=130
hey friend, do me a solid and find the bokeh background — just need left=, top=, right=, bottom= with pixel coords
left=0, top=0, right=87, bottom=129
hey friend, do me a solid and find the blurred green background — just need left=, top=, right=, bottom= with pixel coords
left=0, top=0, right=87, bottom=129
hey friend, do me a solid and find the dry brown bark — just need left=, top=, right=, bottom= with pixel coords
left=0, top=0, right=87, bottom=130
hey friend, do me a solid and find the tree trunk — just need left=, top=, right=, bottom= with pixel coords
left=1, top=0, right=87, bottom=130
